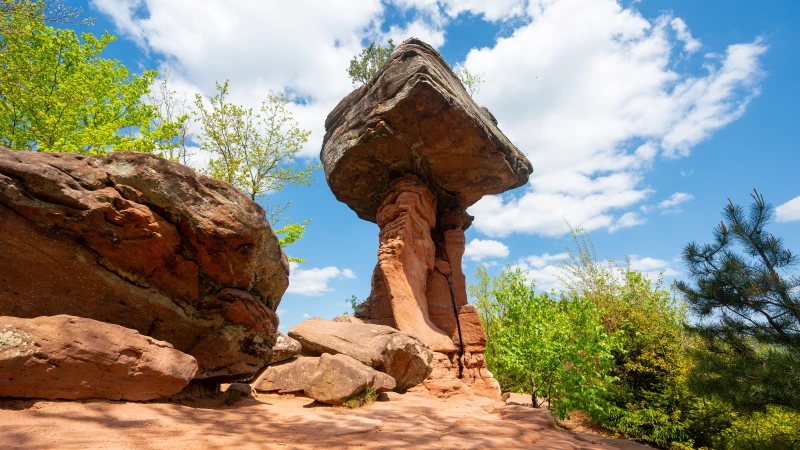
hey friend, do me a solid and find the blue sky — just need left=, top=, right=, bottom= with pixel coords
left=72, top=0, right=799, bottom=332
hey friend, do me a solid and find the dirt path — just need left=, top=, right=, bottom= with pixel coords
left=0, top=390, right=650, bottom=449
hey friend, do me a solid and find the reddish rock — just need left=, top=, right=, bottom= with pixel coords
left=0, top=147, right=289, bottom=379
left=0, top=315, right=197, bottom=400
left=458, top=305, right=487, bottom=353
left=288, top=318, right=432, bottom=392
left=268, top=332, right=302, bottom=365
left=304, top=353, right=396, bottom=405
left=251, top=357, right=320, bottom=394
left=323, top=38, right=527, bottom=401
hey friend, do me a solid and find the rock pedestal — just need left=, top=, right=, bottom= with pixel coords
left=321, top=38, right=532, bottom=399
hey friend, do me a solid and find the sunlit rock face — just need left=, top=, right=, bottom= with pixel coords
left=321, top=38, right=532, bottom=399
left=0, top=147, right=289, bottom=380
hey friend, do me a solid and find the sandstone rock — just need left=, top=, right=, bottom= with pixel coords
left=321, top=38, right=524, bottom=400
left=458, top=305, right=487, bottom=353
left=224, top=382, right=255, bottom=399
left=304, top=353, right=396, bottom=405
left=251, top=357, right=320, bottom=394
left=288, top=318, right=432, bottom=391
left=0, top=147, right=289, bottom=379
left=268, top=332, right=301, bottom=364
left=0, top=315, right=197, bottom=400
left=322, top=38, right=532, bottom=223
left=332, top=314, right=363, bottom=324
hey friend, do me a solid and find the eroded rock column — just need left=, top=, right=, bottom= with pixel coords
left=364, top=176, right=455, bottom=353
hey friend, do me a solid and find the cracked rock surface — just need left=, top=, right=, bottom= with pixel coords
left=0, top=147, right=289, bottom=379
left=0, top=315, right=197, bottom=400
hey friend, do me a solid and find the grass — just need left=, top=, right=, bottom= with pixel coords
left=341, top=387, right=379, bottom=409
left=224, top=389, right=244, bottom=406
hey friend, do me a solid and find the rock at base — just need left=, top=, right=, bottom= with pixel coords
left=0, top=315, right=197, bottom=401
left=304, top=354, right=396, bottom=405
left=288, top=318, right=433, bottom=392
left=268, top=332, right=302, bottom=365
left=251, top=357, right=320, bottom=394
left=332, top=314, right=363, bottom=324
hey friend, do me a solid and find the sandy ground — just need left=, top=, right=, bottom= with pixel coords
left=0, top=390, right=651, bottom=450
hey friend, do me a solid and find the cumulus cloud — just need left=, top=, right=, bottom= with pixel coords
left=776, top=196, right=800, bottom=223
left=658, top=192, right=694, bottom=212
left=462, top=0, right=766, bottom=238
left=464, top=238, right=510, bottom=261
left=286, top=263, right=356, bottom=296
left=609, top=212, right=648, bottom=232
left=511, top=251, right=678, bottom=292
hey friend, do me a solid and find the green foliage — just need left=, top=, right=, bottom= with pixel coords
left=559, top=228, right=733, bottom=448
left=1, top=1, right=157, bottom=153
left=473, top=266, right=616, bottom=420
left=347, top=40, right=396, bottom=85
left=223, top=389, right=244, bottom=406
left=676, top=190, right=800, bottom=414
left=342, top=386, right=378, bottom=409
left=453, top=65, right=484, bottom=97
left=714, top=406, right=800, bottom=450
left=346, top=295, right=360, bottom=314
left=194, top=80, right=319, bottom=260
left=143, top=70, right=192, bottom=164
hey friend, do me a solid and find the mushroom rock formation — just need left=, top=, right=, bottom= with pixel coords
left=0, top=147, right=289, bottom=380
left=321, top=38, right=533, bottom=399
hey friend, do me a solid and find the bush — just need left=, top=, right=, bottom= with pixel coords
left=342, top=387, right=378, bottom=409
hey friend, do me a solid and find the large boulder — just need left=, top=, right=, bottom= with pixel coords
left=288, top=318, right=433, bottom=391
left=0, top=147, right=289, bottom=379
left=304, top=353, right=395, bottom=405
left=0, top=315, right=197, bottom=400
left=251, top=356, right=320, bottom=394
left=321, top=38, right=532, bottom=223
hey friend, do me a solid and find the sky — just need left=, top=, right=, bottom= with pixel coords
left=70, top=0, right=799, bottom=332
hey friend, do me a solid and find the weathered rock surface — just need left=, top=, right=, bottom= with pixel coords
left=322, top=38, right=527, bottom=401
left=304, top=353, right=396, bottom=405
left=0, top=147, right=289, bottom=379
left=322, top=38, right=532, bottom=223
left=288, top=318, right=432, bottom=391
left=0, top=315, right=197, bottom=400
left=268, top=332, right=301, bottom=365
left=332, top=314, right=363, bottom=324
left=251, top=357, right=320, bottom=394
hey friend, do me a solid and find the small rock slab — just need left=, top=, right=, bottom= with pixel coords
left=0, top=315, right=197, bottom=401
left=304, top=353, right=396, bottom=405
left=268, top=332, right=302, bottom=364
left=289, top=318, right=433, bottom=392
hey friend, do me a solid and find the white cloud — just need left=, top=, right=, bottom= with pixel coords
left=461, top=0, right=766, bottom=238
left=464, top=238, right=510, bottom=261
left=512, top=251, right=679, bottom=292
left=670, top=17, right=701, bottom=53
left=286, top=263, right=356, bottom=296
left=609, top=212, right=648, bottom=232
left=92, top=0, right=386, bottom=158
left=776, top=196, right=800, bottom=223
left=658, top=192, right=694, bottom=211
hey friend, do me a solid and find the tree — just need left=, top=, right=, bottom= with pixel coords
left=347, top=40, right=484, bottom=97
left=193, top=80, right=318, bottom=261
left=144, top=70, right=193, bottom=165
left=0, top=1, right=157, bottom=153
left=676, top=190, right=800, bottom=413
left=472, top=266, right=616, bottom=420
left=347, top=39, right=395, bottom=85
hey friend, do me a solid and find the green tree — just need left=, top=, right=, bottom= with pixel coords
left=347, top=39, right=395, bottom=85
left=0, top=1, right=157, bottom=153
left=144, top=70, right=193, bottom=164
left=474, top=267, right=616, bottom=420
left=193, top=80, right=318, bottom=260
left=676, top=190, right=800, bottom=414
left=347, top=40, right=484, bottom=97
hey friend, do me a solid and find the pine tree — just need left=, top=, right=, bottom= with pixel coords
left=676, top=190, right=800, bottom=412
